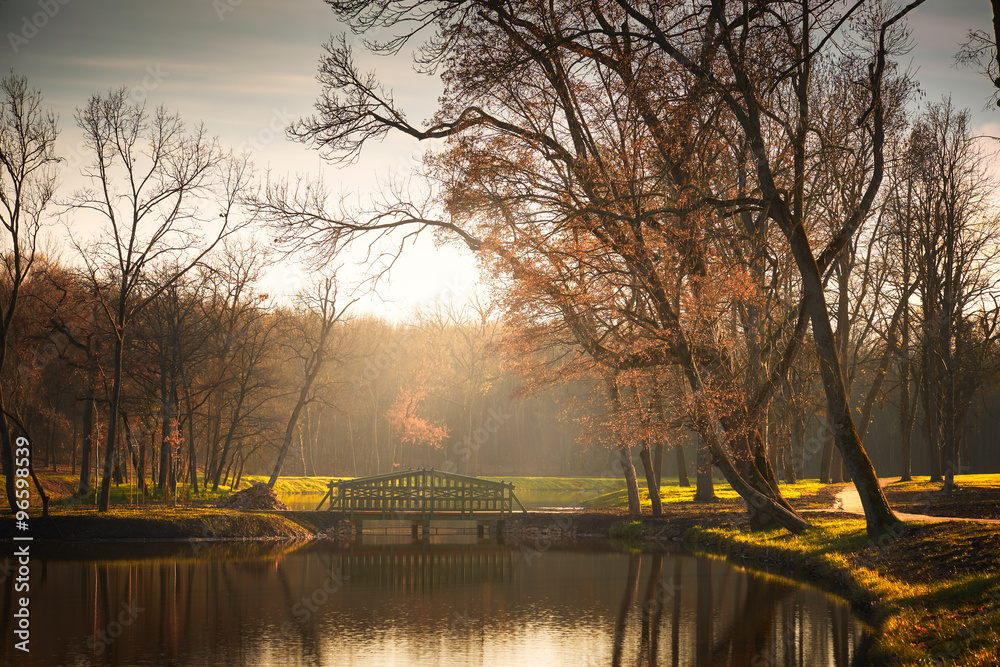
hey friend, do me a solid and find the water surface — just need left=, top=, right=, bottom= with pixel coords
left=2, top=539, right=866, bottom=666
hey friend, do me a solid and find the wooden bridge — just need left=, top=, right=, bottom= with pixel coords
left=315, top=469, right=526, bottom=537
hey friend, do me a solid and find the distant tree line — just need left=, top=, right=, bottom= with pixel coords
left=2, top=240, right=623, bottom=496
left=5, top=1, right=1000, bottom=535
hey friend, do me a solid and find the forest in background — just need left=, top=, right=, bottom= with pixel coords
left=5, top=1, right=1000, bottom=536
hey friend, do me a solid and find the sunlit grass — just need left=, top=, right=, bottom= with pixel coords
left=687, top=517, right=1000, bottom=665
left=885, top=473, right=1000, bottom=491
left=240, top=475, right=349, bottom=495
left=46, top=481, right=235, bottom=507
left=16, top=472, right=631, bottom=507
left=6, top=501, right=331, bottom=541
left=483, top=476, right=627, bottom=493
left=585, top=478, right=828, bottom=509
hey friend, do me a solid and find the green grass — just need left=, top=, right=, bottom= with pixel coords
left=21, top=472, right=828, bottom=509
left=3, top=504, right=322, bottom=540
left=482, top=476, right=627, bottom=493
left=885, top=473, right=1000, bottom=492
left=47, top=480, right=238, bottom=508
left=32, top=474, right=348, bottom=507
left=17, top=472, right=629, bottom=507
left=9, top=470, right=831, bottom=516
left=584, top=478, right=828, bottom=509
left=239, top=475, right=349, bottom=495
left=686, top=517, right=1000, bottom=665
left=608, top=519, right=644, bottom=540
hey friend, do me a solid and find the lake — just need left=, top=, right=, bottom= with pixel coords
left=2, top=537, right=866, bottom=666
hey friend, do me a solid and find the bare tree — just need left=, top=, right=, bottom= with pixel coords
left=268, top=273, right=354, bottom=487
left=903, top=100, right=1000, bottom=491
left=70, top=89, right=252, bottom=511
left=200, top=242, right=280, bottom=491
left=0, top=73, right=58, bottom=511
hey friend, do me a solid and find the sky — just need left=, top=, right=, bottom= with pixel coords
left=1, top=0, right=997, bottom=318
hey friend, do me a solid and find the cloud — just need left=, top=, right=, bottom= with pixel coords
left=66, top=57, right=213, bottom=73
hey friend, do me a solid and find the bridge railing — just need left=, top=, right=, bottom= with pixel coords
left=316, top=469, right=527, bottom=517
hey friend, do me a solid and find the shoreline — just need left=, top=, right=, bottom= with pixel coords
left=0, top=508, right=737, bottom=543
left=8, top=507, right=982, bottom=662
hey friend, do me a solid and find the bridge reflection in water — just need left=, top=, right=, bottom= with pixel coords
left=337, top=539, right=514, bottom=589
left=6, top=541, right=865, bottom=666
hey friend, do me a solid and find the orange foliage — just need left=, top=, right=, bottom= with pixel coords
left=384, top=388, right=449, bottom=448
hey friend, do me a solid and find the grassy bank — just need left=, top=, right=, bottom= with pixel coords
left=9, top=473, right=347, bottom=508
left=240, top=475, right=349, bottom=495
left=483, top=476, right=626, bottom=493
left=585, top=478, right=828, bottom=509
left=0, top=505, right=349, bottom=541
left=17, top=472, right=637, bottom=506
left=685, top=515, right=1000, bottom=665
left=881, top=475, right=1000, bottom=520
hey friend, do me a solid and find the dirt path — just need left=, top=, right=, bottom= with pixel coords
left=833, top=481, right=1000, bottom=524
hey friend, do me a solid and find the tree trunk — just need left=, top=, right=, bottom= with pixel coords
left=269, top=395, right=310, bottom=488
left=98, top=336, right=125, bottom=512
left=304, top=406, right=319, bottom=477
left=792, top=231, right=898, bottom=536
left=674, top=444, right=689, bottom=487
left=651, top=387, right=684, bottom=486
left=211, top=422, right=238, bottom=492
left=782, top=445, right=797, bottom=483
left=28, top=458, right=49, bottom=518
left=618, top=442, right=641, bottom=516
left=653, top=440, right=664, bottom=488
left=77, top=366, right=97, bottom=496
left=43, top=420, right=53, bottom=470
left=922, top=346, right=943, bottom=482
left=233, top=453, right=246, bottom=490
left=0, top=383, right=16, bottom=512
left=695, top=416, right=809, bottom=533
left=789, top=408, right=804, bottom=482
left=184, top=394, right=199, bottom=495
left=122, top=417, right=146, bottom=497
left=298, top=430, right=307, bottom=477
left=819, top=438, right=833, bottom=484
left=830, top=448, right=844, bottom=484
left=942, top=203, right=958, bottom=491
left=899, top=377, right=912, bottom=483
left=898, top=190, right=914, bottom=482
left=630, top=382, right=663, bottom=515
left=71, top=404, right=77, bottom=475
left=694, top=434, right=716, bottom=502
left=205, top=405, right=222, bottom=489
left=158, top=368, right=173, bottom=493
left=112, top=427, right=124, bottom=485
left=751, top=430, right=782, bottom=494
left=638, top=447, right=663, bottom=517
left=607, top=376, right=641, bottom=515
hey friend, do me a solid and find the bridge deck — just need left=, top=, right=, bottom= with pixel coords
left=316, top=468, right=527, bottom=518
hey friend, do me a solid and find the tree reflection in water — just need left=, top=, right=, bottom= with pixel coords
left=611, top=551, right=865, bottom=666
left=3, top=541, right=865, bottom=666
